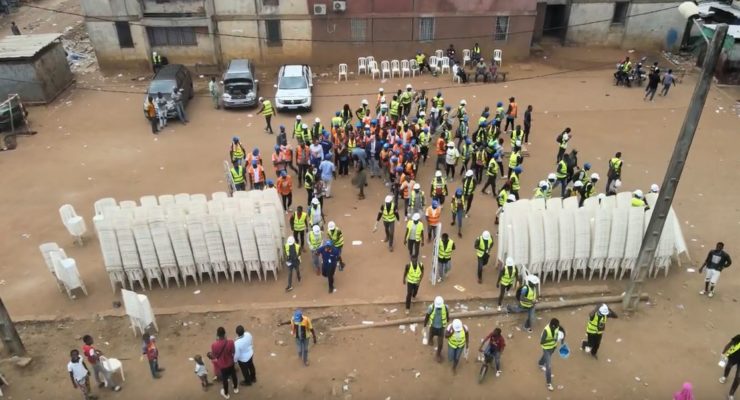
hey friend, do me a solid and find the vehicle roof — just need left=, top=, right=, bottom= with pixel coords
left=228, top=59, right=252, bottom=71
left=282, top=65, right=305, bottom=77
left=153, top=64, right=186, bottom=80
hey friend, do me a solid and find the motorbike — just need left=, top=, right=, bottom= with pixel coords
left=614, top=56, right=647, bottom=87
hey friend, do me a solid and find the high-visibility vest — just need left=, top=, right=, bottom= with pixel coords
left=390, top=100, right=400, bottom=117
left=463, top=177, right=475, bottom=195
left=556, top=160, right=567, bottom=179
left=724, top=342, right=740, bottom=357
left=331, top=116, right=342, bottom=127
left=510, top=172, right=520, bottom=191
left=433, top=96, right=444, bottom=108
left=457, top=105, right=466, bottom=119
left=429, top=306, right=448, bottom=327
left=415, top=54, right=425, bottom=64
left=304, top=171, right=315, bottom=189
left=631, top=198, right=646, bottom=208
left=293, top=211, right=307, bottom=231
left=400, top=91, right=412, bottom=105
left=586, top=313, right=607, bottom=334
left=348, top=137, right=356, bottom=152
left=406, top=220, right=423, bottom=241
left=486, top=159, right=499, bottom=176
left=461, top=143, right=472, bottom=160
left=559, top=135, right=568, bottom=149
left=152, top=52, right=161, bottom=64
left=438, top=239, right=454, bottom=259
left=406, top=262, right=423, bottom=284
left=382, top=202, right=397, bottom=222
left=511, top=129, right=523, bottom=147
left=475, top=237, right=492, bottom=258
left=476, top=149, right=487, bottom=166
left=356, top=106, right=367, bottom=120
left=448, top=329, right=466, bottom=349
left=328, top=228, right=344, bottom=247
left=232, top=144, right=245, bottom=161
left=426, top=207, right=441, bottom=226
left=473, top=45, right=481, bottom=55
left=497, top=188, right=508, bottom=206
left=495, top=106, right=505, bottom=121
left=262, top=100, right=274, bottom=116
left=534, top=188, right=546, bottom=199
left=285, top=243, right=301, bottom=262
left=308, top=231, right=322, bottom=250
left=609, top=157, right=622, bottom=174
left=541, top=325, right=560, bottom=350
left=436, top=139, right=446, bottom=155
left=584, top=182, right=595, bottom=198
left=500, top=265, right=517, bottom=286
left=545, top=182, right=553, bottom=199
left=230, top=166, right=245, bottom=184
left=451, top=197, right=466, bottom=213
left=418, top=131, right=429, bottom=147
left=508, top=151, right=520, bottom=169
left=432, top=177, right=446, bottom=196
left=409, top=190, right=423, bottom=209
left=520, top=285, right=537, bottom=309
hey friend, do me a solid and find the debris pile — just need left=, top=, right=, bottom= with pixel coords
left=62, top=24, right=98, bottom=74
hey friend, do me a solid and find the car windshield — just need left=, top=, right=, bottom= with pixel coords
left=148, top=79, right=176, bottom=95
left=278, top=76, right=307, bottom=90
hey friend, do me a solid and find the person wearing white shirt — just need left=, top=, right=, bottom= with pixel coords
left=445, top=142, right=460, bottom=180
left=68, top=349, right=94, bottom=399
left=234, top=325, right=256, bottom=386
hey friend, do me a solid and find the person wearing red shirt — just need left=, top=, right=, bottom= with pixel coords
left=82, top=334, right=121, bottom=391
left=141, top=334, right=164, bottom=379
left=478, top=327, right=506, bottom=377
left=210, top=327, right=238, bottom=399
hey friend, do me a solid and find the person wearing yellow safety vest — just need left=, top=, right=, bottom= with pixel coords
left=496, top=257, right=519, bottom=311
left=307, top=225, right=323, bottom=275
left=425, top=296, right=450, bottom=362
left=404, top=213, right=425, bottom=259
left=445, top=319, right=470, bottom=374
left=389, top=95, right=401, bottom=123
left=400, top=84, right=414, bottom=117
left=293, top=115, right=304, bottom=139
left=331, top=111, right=342, bottom=129
left=719, top=334, right=740, bottom=397
left=408, top=183, right=426, bottom=220
left=631, top=189, right=650, bottom=210
left=327, top=221, right=346, bottom=270
left=304, top=165, right=316, bottom=206
left=472, top=42, right=482, bottom=62
left=284, top=236, right=301, bottom=292
left=554, top=158, right=568, bottom=198
left=437, top=232, right=456, bottom=282
left=151, top=51, right=163, bottom=73
left=509, top=166, right=522, bottom=200
left=355, top=99, right=369, bottom=120
left=418, top=127, right=431, bottom=164
left=415, top=51, right=432, bottom=73
left=430, top=170, right=448, bottom=205
left=402, top=255, right=424, bottom=313
left=450, top=189, right=466, bottom=238
left=257, top=97, right=274, bottom=134
left=534, top=180, right=548, bottom=199
left=230, top=136, right=246, bottom=166
left=481, top=152, right=499, bottom=196
left=510, top=125, right=524, bottom=150
left=580, top=303, right=618, bottom=359
left=538, top=318, right=566, bottom=391
left=375, top=195, right=400, bottom=252
left=507, top=274, right=539, bottom=332
left=461, top=169, right=476, bottom=216
left=495, top=183, right=511, bottom=225
left=508, top=144, right=522, bottom=179
left=445, top=141, right=461, bottom=181
left=606, top=151, right=623, bottom=192
left=290, top=205, right=308, bottom=251
left=473, top=231, right=493, bottom=284
left=230, top=160, right=246, bottom=192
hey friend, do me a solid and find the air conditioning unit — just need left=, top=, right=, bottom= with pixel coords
left=333, top=0, right=346, bottom=12
left=313, top=4, right=327, bottom=15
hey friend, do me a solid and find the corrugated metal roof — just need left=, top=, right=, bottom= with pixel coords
left=0, top=33, right=62, bottom=60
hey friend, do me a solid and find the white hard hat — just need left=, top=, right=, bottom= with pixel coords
left=507, top=194, right=516, bottom=201
left=460, top=100, right=467, bottom=105
left=259, top=97, right=264, bottom=102
left=447, top=141, right=455, bottom=147
left=302, top=123, right=308, bottom=129
left=548, top=173, right=556, bottom=181
left=412, top=213, right=420, bottom=221
left=527, top=275, right=540, bottom=285
left=406, top=84, right=412, bottom=89
left=413, top=183, right=421, bottom=190
left=379, top=87, right=384, bottom=92
left=650, top=184, right=660, bottom=193
left=506, top=257, right=514, bottom=266
left=312, top=197, right=320, bottom=205
left=591, top=173, right=600, bottom=181
left=361, top=99, right=368, bottom=105
left=328, top=221, right=336, bottom=230
left=452, top=319, right=463, bottom=332
left=385, top=195, right=393, bottom=203
left=419, top=110, right=425, bottom=116
left=296, top=115, right=302, bottom=120
left=599, top=304, right=609, bottom=316
left=562, top=133, right=569, bottom=141
left=434, top=296, right=444, bottom=308
left=614, top=179, right=622, bottom=188
left=539, top=180, right=547, bottom=189
left=435, top=170, right=442, bottom=177
left=482, top=230, right=491, bottom=240
left=312, top=225, right=320, bottom=234
left=315, top=117, right=321, bottom=123
left=633, top=189, right=644, bottom=198
left=466, top=170, right=474, bottom=177
left=286, top=236, right=295, bottom=245
left=574, top=180, right=583, bottom=188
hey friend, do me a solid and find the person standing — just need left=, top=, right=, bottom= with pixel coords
left=462, top=169, right=476, bottom=216
left=308, top=225, right=323, bottom=275
left=68, top=349, right=96, bottom=400
left=319, top=239, right=340, bottom=293
left=445, top=319, right=470, bottom=374
left=719, top=334, right=740, bottom=399
left=144, top=96, right=158, bottom=134
left=606, top=152, right=623, bottom=192
left=284, top=236, right=301, bottom=292
left=425, top=296, right=450, bottom=362
left=376, top=195, right=399, bottom=252
left=538, top=318, right=566, bottom=392
left=496, top=257, right=519, bottom=311
left=555, top=128, right=571, bottom=162
left=437, top=233, right=456, bottom=282
left=474, top=231, right=493, bottom=284
left=580, top=304, right=618, bottom=359
left=81, top=335, right=121, bottom=392
left=209, top=77, right=220, bottom=109
left=277, top=171, right=293, bottom=212
left=504, top=97, right=517, bottom=131
left=257, top=97, right=274, bottom=134
left=10, top=22, right=21, bottom=36
left=450, top=189, right=466, bottom=238
left=507, top=275, right=539, bottom=332
left=326, top=221, right=346, bottom=270
left=290, top=205, right=307, bottom=250
left=171, top=87, right=188, bottom=124
left=405, top=213, right=425, bottom=259
left=304, top=165, right=316, bottom=205
left=554, top=158, right=568, bottom=198
left=430, top=170, right=448, bottom=205
left=699, top=242, right=732, bottom=298
left=403, top=255, right=424, bottom=314
left=523, top=105, right=533, bottom=144
left=444, top=141, right=460, bottom=181
left=479, top=327, right=506, bottom=377
left=230, top=137, right=246, bottom=166
left=155, top=92, right=168, bottom=131
left=660, top=69, right=675, bottom=97
left=211, top=327, right=238, bottom=399
left=644, top=68, right=660, bottom=101
left=230, top=161, right=246, bottom=192
left=291, top=310, right=317, bottom=366
left=141, top=334, right=164, bottom=379
left=247, top=160, right=265, bottom=190
left=234, top=325, right=256, bottom=386
left=425, top=200, right=442, bottom=242
left=319, top=156, right=336, bottom=198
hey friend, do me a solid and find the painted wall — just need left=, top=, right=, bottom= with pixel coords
left=86, top=21, right=151, bottom=69
left=141, top=0, right=206, bottom=15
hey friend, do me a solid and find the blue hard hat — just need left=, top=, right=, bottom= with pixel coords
left=279, top=125, right=285, bottom=130
left=383, top=143, right=390, bottom=149
left=371, top=119, right=378, bottom=125
left=293, top=309, right=303, bottom=323
left=422, top=127, right=429, bottom=132
left=437, top=91, right=442, bottom=96
left=252, top=148, right=259, bottom=155
left=393, top=150, right=400, bottom=155
left=356, top=122, right=362, bottom=128
left=514, top=166, right=522, bottom=174
left=274, top=145, right=280, bottom=151
left=280, top=170, right=287, bottom=177
left=455, top=188, right=463, bottom=196
left=390, top=156, right=398, bottom=163
left=252, top=160, right=258, bottom=166
left=403, top=144, right=410, bottom=150
left=266, top=179, right=273, bottom=185
left=232, top=136, right=239, bottom=142
left=483, top=112, right=490, bottom=117
left=411, top=139, right=417, bottom=145
left=412, top=117, right=418, bottom=123
left=323, top=130, right=329, bottom=137
left=432, top=200, right=439, bottom=208
left=584, top=162, right=592, bottom=170
left=335, top=111, right=341, bottom=116
left=465, top=138, right=472, bottom=144
left=395, top=166, right=403, bottom=172
left=497, top=102, right=503, bottom=107
left=445, top=106, right=451, bottom=111
left=324, top=239, right=333, bottom=247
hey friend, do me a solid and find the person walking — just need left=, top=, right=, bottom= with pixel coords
left=290, top=205, right=307, bottom=250
left=308, top=197, right=323, bottom=230
left=437, top=233, right=456, bottom=282
left=699, top=241, right=732, bottom=298
left=230, top=136, right=246, bottom=166
left=234, top=325, right=256, bottom=386
left=504, top=97, right=517, bottom=131
left=538, top=318, right=566, bottom=391
left=326, top=221, right=346, bottom=270
left=523, top=105, right=533, bottom=144
left=554, top=158, right=568, bottom=198
left=720, top=334, right=740, bottom=399
left=425, top=200, right=442, bottom=242
left=507, top=275, right=539, bottom=332
left=81, top=335, right=121, bottom=391
left=644, top=68, right=660, bottom=101
left=408, top=183, right=426, bottom=219
left=660, top=69, right=675, bottom=97
left=462, top=169, right=476, bottom=216
left=291, top=309, right=317, bottom=366
left=308, top=225, right=322, bottom=275
left=68, top=349, right=97, bottom=400
left=211, top=327, right=238, bottom=399
left=319, top=239, right=340, bottom=293
left=284, top=236, right=301, bottom=292
left=450, top=189, right=466, bottom=238
left=479, top=327, right=506, bottom=377
left=277, top=171, right=293, bottom=212
left=580, top=303, right=618, bottom=359
left=209, top=77, right=220, bottom=109
left=555, top=128, right=571, bottom=163
left=430, top=170, right=448, bottom=205
left=257, top=97, right=274, bottom=134
left=141, top=334, right=164, bottom=379
left=404, top=213, right=425, bottom=259
left=445, top=319, right=470, bottom=374
left=481, top=153, right=499, bottom=195
left=171, top=87, right=188, bottom=124
left=403, top=255, right=424, bottom=314
left=304, top=165, right=316, bottom=205
left=10, top=22, right=21, bottom=36
left=230, top=161, right=246, bottom=192
left=474, top=231, right=493, bottom=284
left=496, top=257, right=519, bottom=311
left=247, top=160, right=265, bottom=190
left=319, top=156, right=336, bottom=198
left=606, top=152, right=623, bottom=192
left=376, top=195, right=399, bottom=252
left=425, top=296, right=450, bottom=362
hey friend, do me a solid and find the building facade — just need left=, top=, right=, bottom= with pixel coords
left=81, top=0, right=537, bottom=71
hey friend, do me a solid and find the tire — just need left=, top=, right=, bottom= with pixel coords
left=478, top=363, right=488, bottom=384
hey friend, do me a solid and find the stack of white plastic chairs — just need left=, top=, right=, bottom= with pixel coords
left=497, top=191, right=689, bottom=284
left=39, top=242, right=88, bottom=299
left=133, top=216, right=163, bottom=289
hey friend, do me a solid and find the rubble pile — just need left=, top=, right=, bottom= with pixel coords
left=62, top=23, right=98, bottom=74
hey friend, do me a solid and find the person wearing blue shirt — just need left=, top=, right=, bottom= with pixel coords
left=318, top=240, right=340, bottom=293
left=319, top=156, right=336, bottom=198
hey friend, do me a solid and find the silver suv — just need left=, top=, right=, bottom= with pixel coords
left=274, top=64, right=312, bottom=112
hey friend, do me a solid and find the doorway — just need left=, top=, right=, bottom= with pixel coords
left=543, top=4, right=568, bottom=40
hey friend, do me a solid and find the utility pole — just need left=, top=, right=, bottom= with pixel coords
left=623, top=24, right=728, bottom=311
left=0, top=297, right=25, bottom=356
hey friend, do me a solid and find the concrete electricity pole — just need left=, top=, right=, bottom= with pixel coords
left=623, top=23, right=728, bottom=311
left=0, top=297, right=25, bottom=356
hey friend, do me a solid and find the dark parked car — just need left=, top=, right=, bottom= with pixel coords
left=145, top=64, right=193, bottom=119
left=221, top=59, right=259, bottom=108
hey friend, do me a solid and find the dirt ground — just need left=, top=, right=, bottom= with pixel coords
left=1, top=1, right=740, bottom=399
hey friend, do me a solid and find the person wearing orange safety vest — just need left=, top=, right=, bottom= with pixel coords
left=277, top=170, right=293, bottom=212
left=425, top=200, right=442, bottom=242
left=504, top=96, right=518, bottom=131
left=247, top=160, right=265, bottom=190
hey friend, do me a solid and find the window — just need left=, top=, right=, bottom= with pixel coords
left=351, top=18, right=367, bottom=42
left=115, top=21, right=134, bottom=48
left=612, top=2, right=629, bottom=24
left=263, top=0, right=279, bottom=5
left=419, top=17, right=434, bottom=41
left=494, top=16, right=509, bottom=41
left=147, top=27, right=197, bottom=46
left=266, top=20, right=282, bottom=45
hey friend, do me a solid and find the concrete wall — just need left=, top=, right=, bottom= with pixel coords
left=34, top=44, right=74, bottom=102
left=0, top=43, right=73, bottom=103
left=80, top=0, right=140, bottom=18
left=86, top=21, right=151, bottom=70
left=141, top=0, right=206, bottom=15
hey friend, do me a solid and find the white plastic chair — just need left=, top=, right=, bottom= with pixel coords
left=338, top=63, right=348, bottom=81
left=190, top=193, right=207, bottom=204
left=390, top=60, right=401, bottom=77
left=409, top=59, right=420, bottom=77
left=119, top=200, right=136, bottom=209
left=54, top=256, right=88, bottom=299
left=400, top=60, right=411, bottom=78
left=59, top=204, right=87, bottom=246
left=381, top=60, right=391, bottom=79
left=357, top=57, right=367, bottom=75
left=100, top=356, right=125, bottom=382
left=158, top=194, right=175, bottom=206
left=211, top=192, right=228, bottom=201
left=440, top=57, right=451, bottom=74
left=493, top=49, right=503, bottom=67
left=174, top=193, right=190, bottom=205
left=453, top=72, right=461, bottom=84
left=462, top=49, right=471, bottom=66
left=435, top=49, right=443, bottom=59
left=139, top=196, right=158, bottom=208
left=369, top=61, right=380, bottom=79
left=428, top=56, right=438, bottom=73
left=94, top=198, right=117, bottom=216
